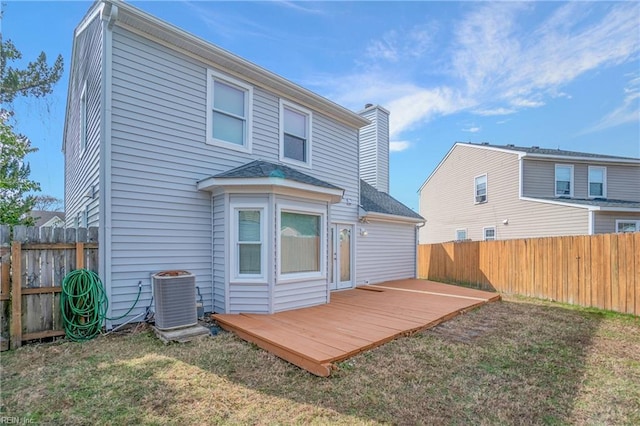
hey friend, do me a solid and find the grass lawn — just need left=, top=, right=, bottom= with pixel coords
left=1, top=295, right=639, bottom=425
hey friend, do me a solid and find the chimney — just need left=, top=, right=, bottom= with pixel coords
left=358, top=104, right=390, bottom=193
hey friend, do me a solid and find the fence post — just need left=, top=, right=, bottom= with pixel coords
left=10, top=241, right=22, bottom=349
left=76, top=242, right=85, bottom=270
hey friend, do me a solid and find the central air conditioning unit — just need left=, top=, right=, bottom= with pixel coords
left=152, top=270, right=197, bottom=330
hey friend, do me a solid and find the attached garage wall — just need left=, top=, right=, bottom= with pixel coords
left=356, top=220, right=418, bottom=285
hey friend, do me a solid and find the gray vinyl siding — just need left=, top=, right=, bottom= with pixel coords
left=356, top=220, right=416, bottom=285
left=358, top=107, right=389, bottom=193
left=107, top=26, right=359, bottom=319
left=110, top=27, right=213, bottom=321
left=594, top=211, right=640, bottom=234
left=607, top=165, right=640, bottom=201
left=64, top=16, right=102, bottom=229
left=523, top=159, right=640, bottom=201
left=419, top=145, right=589, bottom=243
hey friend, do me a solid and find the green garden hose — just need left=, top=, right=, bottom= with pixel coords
left=60, top=269, right=141, bottom=342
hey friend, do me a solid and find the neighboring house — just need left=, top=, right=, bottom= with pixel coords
left=63, top=0, right=423, bottom=323
left=28, top=211, right=66, bottom=230
left=419, top=142, right=640, bottom=243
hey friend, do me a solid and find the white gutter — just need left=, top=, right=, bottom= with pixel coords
left=359, top=209, right=425, bottom=224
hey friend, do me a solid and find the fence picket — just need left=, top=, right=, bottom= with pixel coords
left=1, top=226, right=99, bottom=350
left=418, top=232, right=639, bottom=316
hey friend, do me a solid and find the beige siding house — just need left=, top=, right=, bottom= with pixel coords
left=419, top=143, right=640, bottom=243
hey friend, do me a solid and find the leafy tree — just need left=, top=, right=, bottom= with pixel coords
left=32, top=194, right=63, bottom=211
left=1, top=39, right=63, bottom=103
left=0, top=112, right=40, bottom=225
left=0, top=27, right=64, bottom=225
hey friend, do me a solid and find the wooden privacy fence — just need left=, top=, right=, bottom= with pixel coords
left=418, top=233, right=639, bottom=316
left=0, top=225, right=98, bottom=350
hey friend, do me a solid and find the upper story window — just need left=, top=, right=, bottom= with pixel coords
left=474, top=174, right=487, bottom=203
left=483, top=227, right=496, bottom=241
left=206, top=70, right=252, bottom=152
left=588, top=166, right=607, bottom=198
left=280, top=100, right=312, bottom=167
left=616, top=220, right=639, bottom=233
left=80, top=81, right=87, bottom=153
left=555, top=164, right=574, bottom=197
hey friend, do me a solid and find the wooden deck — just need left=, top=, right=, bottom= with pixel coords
left=213, top=279, right=501, bottom=377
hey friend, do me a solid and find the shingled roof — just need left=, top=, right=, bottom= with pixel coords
left=360, top=180, right=424, bottom=220
left=213, top=160, right=342, bottom=190
left=469, top=143, right=639, bottom=161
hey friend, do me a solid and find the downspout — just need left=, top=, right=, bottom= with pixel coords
left=588, top=210, right=595, bottom=235
left=415, top=221, right=426, bottom=278
left=210, top=194, right=215, bottom=313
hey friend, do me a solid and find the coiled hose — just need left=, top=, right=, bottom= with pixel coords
left=61, top=269, right=141, bottom=342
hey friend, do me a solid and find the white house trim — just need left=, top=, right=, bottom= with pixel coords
left=279, top=99, right=313, bottom=169
left=587, top=165, right=607, bottom=198
left=229, top=201, right=269, bottom=284
left=276, top=201, right=327, bottom=284
left=206, top=69, right=253, bottom=153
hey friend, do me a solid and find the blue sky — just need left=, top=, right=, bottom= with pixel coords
left=3, top=1, right=639, bottom=211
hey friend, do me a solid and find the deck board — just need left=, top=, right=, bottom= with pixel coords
left=213, top=279, right=500, bottom=376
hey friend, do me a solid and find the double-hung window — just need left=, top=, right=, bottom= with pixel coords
left=207, top=70, right=252, bottom=151
left=555, top=164, right=573, bottom=197
left=588, top=166, right=606, bottom=198
left=280, top=100, right=312, bottom=167
left=474, top=174, right=487, bottom=203
left=232, top=204, right=266, bottom=281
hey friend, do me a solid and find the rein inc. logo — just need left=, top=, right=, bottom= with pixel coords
left=0, top=418, right=34, bottom=424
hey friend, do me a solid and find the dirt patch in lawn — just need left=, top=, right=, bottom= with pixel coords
left=1, top=295, right=638, bottom=425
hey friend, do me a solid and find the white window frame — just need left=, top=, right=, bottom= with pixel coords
left=554, top=164, right=574, bottom=197
left=277, top=202, right=325, bottom=282
left=279, top=99, right=312, bottom=169
left=455, top=228, right=467, bottom=241
left=474, top=173, right=487, bottom=204
left=206, top=69, right=253, bottom=153
left=588, top=166, right=607, bottom=198
left=615, top=220, right=640, bottom=233
left=230, top=202, right=267, bottom=283
left=80, top=81, right=87, bottom=155
left=483, top=226, right=496, bottom=241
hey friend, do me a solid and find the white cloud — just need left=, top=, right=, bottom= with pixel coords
left=510, top=98, right=545, bottom=108
left=462, top=126, right=481, bottom=133
left=390, top=141, right=411, bottom=152
left=364, top=25, right=438, bottom=63
left=321, top=2, right=640, bottom=140
left=580, top=75, right=640, bottom=134
left=473, top=108, right=516, bottom=116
